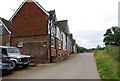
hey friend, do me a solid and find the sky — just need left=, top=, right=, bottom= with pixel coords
left=0, top=0, right=119, bottom=49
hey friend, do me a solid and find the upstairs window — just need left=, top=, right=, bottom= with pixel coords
left=60, top=31, right=63, bottom=41
left=63, top=33, right=66, bottom=50
left=56, top=27, right=61, bottom=39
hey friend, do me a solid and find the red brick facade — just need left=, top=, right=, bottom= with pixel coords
left=0, top=17, right=11, bottom=46
left=9, top=0, right=76, bottom=63
left=10, top=1, right=50, bottom=63
left=2, top=28, right=10, bottom=45
left=11, top=35, right=50, bottom=63
left=11, top=2, right=48, bottom=37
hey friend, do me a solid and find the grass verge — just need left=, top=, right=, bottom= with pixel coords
left=94, top=46, right=119, bottom=80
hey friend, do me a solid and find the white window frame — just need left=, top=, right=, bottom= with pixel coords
left=60, top=31, right=63, bottom=41
left=18, top=41, right=23, bottom=48
left=5, top=42, right=10, bottom=46
left=48, top=20, right=51, bottom=34
left=51, top=37, right=55, bottom=48
left=63, top=33, right=66, bottom=50
left=58, top=40, right=61, bottom=49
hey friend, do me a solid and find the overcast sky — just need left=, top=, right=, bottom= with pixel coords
left=0, top=0, right=119, bottom=49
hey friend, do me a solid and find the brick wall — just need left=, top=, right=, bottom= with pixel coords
left=2, top=28, right=10, bottom=45
left=55, top=37, right=58, bottom=49
left=51, top=48, right=56, bottom=56
left=11, top=35, right=50, bottom=63
left=11, top=2, right=48, bottom=37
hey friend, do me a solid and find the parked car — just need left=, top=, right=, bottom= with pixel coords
left=0, top=53, right=15, bottom=76
left=0, top=46, right=31, bottom=68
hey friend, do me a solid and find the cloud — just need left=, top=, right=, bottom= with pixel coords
left=73, top=29, right=105, bottom=48
left=104, top=14, right=118, bottom=22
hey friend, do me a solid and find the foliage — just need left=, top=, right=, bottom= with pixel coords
left=88, top=45, right=105, bottom=53
left=94, top=46, right=119, bottom=79
left=105, top=46, right=120, bottom=61
left=103, top=26, right=120, bottom=46
left=96, top=45, right=105, bottom=50
left=76, top=44, right=88, bottom=53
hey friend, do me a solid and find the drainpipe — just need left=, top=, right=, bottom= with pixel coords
left=9, top=34, right=12, bottom=46
left=50, top=27, right=52, bottom=63
left=49, top=17, right=52, bottom=63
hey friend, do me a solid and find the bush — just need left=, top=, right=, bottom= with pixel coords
left=105, top=46, right=119, bottom=61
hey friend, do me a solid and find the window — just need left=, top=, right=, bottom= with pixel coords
left=51, top=37, right=54, bottom=48
left=63, top=33, right=66, bottom=50
left=2, top=48, right=7, bottom=55
left=60, top=31, right=63, bottom=41
left=56, top=27, right=61, bottom=39
left=51, top=27, right=55, bottom=37
left=67, top=37, right=70, bottom=50
left=48, top=20, right=51, bottom=34
left=5, top=42, right=10, bottom=46
left=0, top=23, right=2, bottom=26
left=58, top=40, right=61, bottom=49
left=18, top=41, right=23, bottom=48
left=7, top=48, right=20, bottom=53
left=73, top=45, right=76, bottom=53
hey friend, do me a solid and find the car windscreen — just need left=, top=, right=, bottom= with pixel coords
left=7, top=48, right=20, bottom=53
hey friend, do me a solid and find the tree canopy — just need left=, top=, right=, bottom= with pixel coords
left=103, top=26, right=120, bottom=46
left=76, top=44, right=88, bottom=53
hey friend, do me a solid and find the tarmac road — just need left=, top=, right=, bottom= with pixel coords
left=3, top=53, right=100, bottom=79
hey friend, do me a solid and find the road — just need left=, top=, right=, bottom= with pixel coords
left=3, top=53, right=100, bottom=79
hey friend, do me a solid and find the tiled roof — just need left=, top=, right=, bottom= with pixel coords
left=57, top=20, right=70, bottom=34
left=48, top=10, right=55, bottom=16
left=0, top=17, right=11, bottom=34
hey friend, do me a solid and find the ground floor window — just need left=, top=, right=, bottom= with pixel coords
left=5, top=42, right=10, bottom=46
left=51, top=37, right=55, bottom=48
left=18, top=41, right=23, bottom=48
left=58, top=40, right=61, bottom=49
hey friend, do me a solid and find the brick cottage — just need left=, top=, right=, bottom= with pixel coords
left=1, top=0, right=77, bottom=63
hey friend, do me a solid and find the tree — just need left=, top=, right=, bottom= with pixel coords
left=96, top=45, right=101, bottom=50
left=103, top=26, right=120, bottom=46
left=76, top=44, right=88, bottom=53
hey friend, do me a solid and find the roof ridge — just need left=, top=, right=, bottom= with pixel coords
left=9, top=0, right=49, bottom=21
left=58, top=20, right=67, bottom=22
